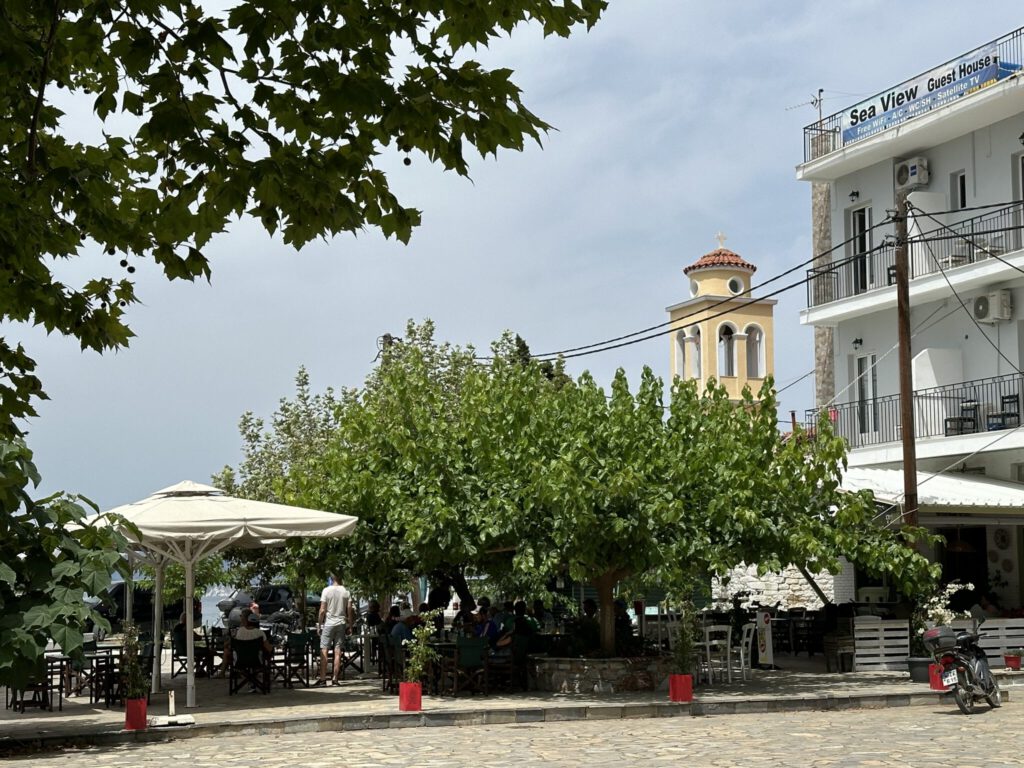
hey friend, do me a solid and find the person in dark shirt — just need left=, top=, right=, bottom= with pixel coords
left=381, top=604, right=401, bottom=636
left=364, top=599, right=382, bottom=628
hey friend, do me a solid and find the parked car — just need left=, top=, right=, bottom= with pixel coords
left=91, top=582, right=201, bottom=632
left=217, top=585, right=321, bottom=628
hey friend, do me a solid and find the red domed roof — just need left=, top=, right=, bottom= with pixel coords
left=683, top=248, right=756, bottom=276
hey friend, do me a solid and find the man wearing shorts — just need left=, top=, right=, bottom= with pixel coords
left=316, top=573, right=354, bottom=686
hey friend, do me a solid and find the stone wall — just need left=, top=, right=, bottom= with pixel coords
left=711, top=564, right=836, bottom=610
left=531, top=655, right=670, bottom=693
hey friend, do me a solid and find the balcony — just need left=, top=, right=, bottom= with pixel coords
left=802, top=27, right=1024, bottom=164
left=806, top=372, right=1023, bottom=450
left=806, top=202, right=1024, bottom=309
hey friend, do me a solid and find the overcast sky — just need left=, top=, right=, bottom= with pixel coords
left=11, top=2, right=1024, bottom=511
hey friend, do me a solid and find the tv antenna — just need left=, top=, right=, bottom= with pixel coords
left=786, top=88, right=825, bottom=123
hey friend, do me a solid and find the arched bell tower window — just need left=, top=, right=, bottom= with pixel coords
left=745, top=324, right=764, bottom=378
left=674, top=330, right=686, bottom=378
left=718, top=324, right=736, bottom=377
left=690, top=326, right=702, bottom=381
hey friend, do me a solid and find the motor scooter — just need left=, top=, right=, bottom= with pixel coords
left=922, top=619, right=1002, bottom=715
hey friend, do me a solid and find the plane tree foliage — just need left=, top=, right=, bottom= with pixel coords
left=246, top=325, right=938, bottom=654
left=0, top=0, right=605, bottom=671
left=0, top=0, right=606, bottom=433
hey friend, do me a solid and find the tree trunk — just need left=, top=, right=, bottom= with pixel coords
left=447, top=570, right=476, bottom=613
left=796, top=565, right=832, bottom=606
left=595, top=572, right=616, bottom=656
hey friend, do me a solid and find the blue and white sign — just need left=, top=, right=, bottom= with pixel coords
left=840, top=44, right=1012, bottom=144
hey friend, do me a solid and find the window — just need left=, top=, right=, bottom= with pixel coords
left=727, top=277, right=743, bottom=295
left=950, top=171, right=967, bottom=210
left=691, top=327, right=702, bottom=381
left=849, top=206, right=872, bottom=293
left=674, top=330, right=686, bottom=378
left=718, top=325, right=736, bottom=377
left=855, top=354, right=878, bottom=434
left=745, top=325, right=763, bottom=378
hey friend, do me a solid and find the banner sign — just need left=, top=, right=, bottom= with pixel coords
left=841, top=44, right=1012, bottom=144
left=756, top=610, right=773, bottom=668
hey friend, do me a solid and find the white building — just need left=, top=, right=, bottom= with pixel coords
left=798, top=26, right=1024, bottom=608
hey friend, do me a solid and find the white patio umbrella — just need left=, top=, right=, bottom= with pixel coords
left=98, top=480, right=358, bottom=707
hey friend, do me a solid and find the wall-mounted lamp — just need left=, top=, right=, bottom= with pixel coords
left=852, top=337, right=863, bottom=350
left=849, top=190, right=860, bottom=202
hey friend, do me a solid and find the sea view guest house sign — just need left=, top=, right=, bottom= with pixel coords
left=841, top=43, right=1011, bottom=145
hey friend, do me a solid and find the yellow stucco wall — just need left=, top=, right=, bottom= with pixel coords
left=668, top=267, right=774, bottom=400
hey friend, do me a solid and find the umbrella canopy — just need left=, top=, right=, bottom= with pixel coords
left=98, top=481, right=358, bottom=707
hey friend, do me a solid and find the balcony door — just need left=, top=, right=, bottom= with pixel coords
left=1015, top=154, right=1024, bottom=252
left=855, top=353, right=879, bottom=436
left=851, top=206, right=873, bottom=294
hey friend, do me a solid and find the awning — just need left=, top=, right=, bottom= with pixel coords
left=842, top=467, right=1024, bottom=517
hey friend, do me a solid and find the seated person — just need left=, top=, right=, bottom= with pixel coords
left=513, top=601, right=538, bottom=636
left=364, top=600, right=383, bottom=628
left=391, top=609, right=417, bottom=642
left=382, top=604, right=401, bottom=636
left=232, top=608, right=273, bottom=657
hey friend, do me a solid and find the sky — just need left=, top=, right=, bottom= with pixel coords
left=11, top=2, right=1024, bottom=511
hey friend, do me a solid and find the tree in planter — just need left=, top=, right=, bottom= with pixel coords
left=120, top=622, right=149, bottom=701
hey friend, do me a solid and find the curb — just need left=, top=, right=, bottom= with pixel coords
left=1, top=687, right=1008, bottom=756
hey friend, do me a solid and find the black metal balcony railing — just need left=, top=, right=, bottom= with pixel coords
left=806, top=202, right=1024, bottom=309
left=803, top=26, right=1024, bottom=163
left=805, top=372, right=1024, bottom=449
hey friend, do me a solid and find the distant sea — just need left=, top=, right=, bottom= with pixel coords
left=201, top=585, right=234, bottom=628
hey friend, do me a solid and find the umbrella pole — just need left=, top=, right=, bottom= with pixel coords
left=152, top=563, right=164, bottom=694
left=186, top=559, right=196, bottom=708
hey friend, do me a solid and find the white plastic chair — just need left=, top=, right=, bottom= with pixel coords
left=703, top=624, right=732, bottom=684
left=731, top=622, right=756, bottom=681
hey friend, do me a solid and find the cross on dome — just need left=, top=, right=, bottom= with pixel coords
left=715, top=231, right=727, bottom=249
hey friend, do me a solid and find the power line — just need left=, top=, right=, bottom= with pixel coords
left=512, top=198, right=1024, bottom=364
left=497, top=215, right=898, bottom=362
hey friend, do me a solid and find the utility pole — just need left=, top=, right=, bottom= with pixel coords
left=894, top=192, right=918, bottom=526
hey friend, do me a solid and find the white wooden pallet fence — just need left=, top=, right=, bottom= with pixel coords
left=853, top=616, right=910, bottom=671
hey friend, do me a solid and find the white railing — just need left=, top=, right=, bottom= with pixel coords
left=950, top=618, right=1024, bottom=657
left=853, top=616, right=910, bottom=671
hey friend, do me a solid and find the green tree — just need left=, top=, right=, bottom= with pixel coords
left=0, top=439, right=129, bottom=689
left=0, top=0, right=606, bottom=431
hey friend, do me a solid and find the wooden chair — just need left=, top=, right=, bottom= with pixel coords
left=447, top=636, right=488, bottom=695
left=702, top=624, right=732, bottom=684
left=229, top=638, right=270, bottom=695
left=730, top=623, right=756, bottom=681
left=282, top=632, right=310, bottom=688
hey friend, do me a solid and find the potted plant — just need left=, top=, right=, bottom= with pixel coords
left=667, top=599, right=698, bottom=703
left=399, top=609, right=440, bottom=712
left=1004, top=648, right=1023, bottom=671
left=910, top=581, right=973, bottom=685
left=121, top=622, right=149, bottom=730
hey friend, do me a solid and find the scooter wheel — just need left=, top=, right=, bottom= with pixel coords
left=986, top=677, right=1002, bottom=709
left=953, top=685, right=976, bottom=715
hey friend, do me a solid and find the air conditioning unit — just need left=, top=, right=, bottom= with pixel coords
left=973, top=289, right=1013, bottom=323
left=894, top=157, right=930, bottom=192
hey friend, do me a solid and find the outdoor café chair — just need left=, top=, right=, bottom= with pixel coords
left=170, top=634, right=189, bottom=679
left=448, top=636, right=488, bottom=695
left=730, top=623, right=757, bottom=681
left=282, top=632, right=310, bottom=688
left=703, top=624, right=732, bottom=684
left=229, top=638, right=271, bottom=695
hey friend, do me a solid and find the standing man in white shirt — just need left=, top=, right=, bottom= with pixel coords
left=316, top=572, right=354, bottom=686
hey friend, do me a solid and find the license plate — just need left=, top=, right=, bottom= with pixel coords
left=941, top=669, right=958, bottom=687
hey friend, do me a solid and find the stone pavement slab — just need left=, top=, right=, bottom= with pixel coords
left=2, top=664, right=1019, bottom=755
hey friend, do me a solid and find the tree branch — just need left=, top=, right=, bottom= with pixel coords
left=27, top=0, right=63, bottom=176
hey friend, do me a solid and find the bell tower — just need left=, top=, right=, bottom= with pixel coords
left=666, top=235, right=775, bottom=400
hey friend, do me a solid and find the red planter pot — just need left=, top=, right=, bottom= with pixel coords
left=927, top=663, right=947, bottom=691
left=1005, top=655, right=1022, bottom=671
left=124, top=698, right=147, bottom=730
left=668, top=673, right=693, bottom=703
left=398, top=681, right=422, bottom=711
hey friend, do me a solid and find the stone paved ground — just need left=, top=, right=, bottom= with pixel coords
left=8, top=704, right=1018, bottom=767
